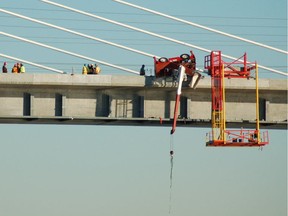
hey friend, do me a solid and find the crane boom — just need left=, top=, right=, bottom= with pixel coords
left=170, top=65, right=186, bottom=135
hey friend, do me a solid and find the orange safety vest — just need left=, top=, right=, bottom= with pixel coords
left=12, top=66, right=18, bottom=73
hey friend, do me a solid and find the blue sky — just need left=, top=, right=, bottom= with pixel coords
left=0, top=0, right=287, bottom=77
left=0, top=0, right=287, bottom=216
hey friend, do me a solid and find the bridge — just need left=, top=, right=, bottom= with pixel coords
left=0, top=74, right=287, bottom=129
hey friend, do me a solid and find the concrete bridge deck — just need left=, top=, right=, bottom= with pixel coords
left=0, top=74, right=287, bottom=129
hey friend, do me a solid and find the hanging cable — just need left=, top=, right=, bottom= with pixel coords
left=169, top=134, right=174, bottom=214
left=170, top=134, right=174, bottom=160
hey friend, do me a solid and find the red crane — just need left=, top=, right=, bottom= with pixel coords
left=153, top=51, right=196, bottom=78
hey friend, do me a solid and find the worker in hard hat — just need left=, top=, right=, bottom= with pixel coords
left=16, top=62, right=21, bottom=73
left=2, top=62, right=8, bottom=73
left=82, top=64, right=88, bottom=75
left=139, top=64, right=145, bottom=76
left=11, top=64, right=18, bottom=73
left=20, top=63, right=25, bottom=73
left=94, top=64, right=101, bottom=74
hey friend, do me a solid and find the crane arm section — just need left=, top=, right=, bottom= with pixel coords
left=170, top=65, right=186, bottom=135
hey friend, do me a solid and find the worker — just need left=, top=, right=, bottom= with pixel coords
left=20, top=63, right=25, bottom=73
left=11, top=64, right=18, bottom=73
left=2, top=62, right=8, bottom=73
left=88, top=64, right=94, bottom=74
left=82, top=64, right=88, bottom=75
left=16, top=62, right=21, bottom=73
left=139, top=64, right=145, bottom=76
left=172, top=68, right=178, bottom=82
left=94, top=64, right=101, bottom=74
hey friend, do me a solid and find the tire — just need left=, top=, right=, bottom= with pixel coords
left=159, top=57, right=168, bottom=62
left=180, top=53, right=190, bottom=60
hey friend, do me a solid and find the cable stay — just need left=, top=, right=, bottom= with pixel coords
left=0, top=53, right=64, bottom=74
left=0, top=8, right=159, bottom=59
left=0, top=31, right=139, bottom=75
left=41, top=0, right=287, bottom=76
left=113, top=0, right=288, bottom=55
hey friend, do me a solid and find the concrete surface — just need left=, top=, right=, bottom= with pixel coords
left=0, top=74, right=287, bottom=129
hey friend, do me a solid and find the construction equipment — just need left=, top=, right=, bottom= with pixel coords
left=168, top=51, right=269, bottom=148
left=170, top=65, right=186, bottom=135
left=204, top=51, right=269, bottom=147
left=161, top=51, right=202, bottom=136
left=154, top=51, right=196, bottom=78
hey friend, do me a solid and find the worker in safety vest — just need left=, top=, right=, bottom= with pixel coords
left=82, top=64, right=88, bottom=75
left=11, top=64, right=18, bottom=73
left=94, top=64, right=101, bottom=74
left=20, top=63, right=25, bottom=73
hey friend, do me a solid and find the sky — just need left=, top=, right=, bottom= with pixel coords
left=0, top=0, right=287, bottom=216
